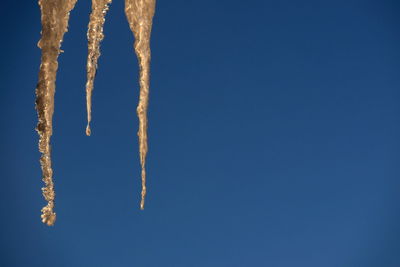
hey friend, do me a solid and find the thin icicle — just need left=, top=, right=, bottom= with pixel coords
left=85, top=0, right=112, bottom=136
left=125, top=0, right=156, bottom=209
left=35, top=0, right=77, bottom=226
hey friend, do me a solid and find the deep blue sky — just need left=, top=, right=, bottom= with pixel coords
left=1, top=0, right=400, bottom=266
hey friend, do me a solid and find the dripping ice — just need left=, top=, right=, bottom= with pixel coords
left=35, top=0, right=156, bottom=225
left=85, top=0, right=112, bottom=136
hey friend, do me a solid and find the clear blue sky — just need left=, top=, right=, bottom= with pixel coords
left=1, top=0, right=400, bottom=266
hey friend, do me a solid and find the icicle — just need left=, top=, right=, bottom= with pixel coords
left=85, top=0, right=112, bottom=136
left=35, top=0, right=77, bottom=226
left=125, top=0, right=156, bottom=209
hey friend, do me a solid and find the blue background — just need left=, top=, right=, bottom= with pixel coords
left=1, top=0, right=400, bottom=266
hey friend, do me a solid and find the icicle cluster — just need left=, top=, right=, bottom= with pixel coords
left=35, top=0, right=156, bottom=225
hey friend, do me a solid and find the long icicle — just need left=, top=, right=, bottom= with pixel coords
left=35, top=0, right=77, bottom=226
left=85, top=0, right=112, bottom=136
left=125, top=0, right=156, bottom=209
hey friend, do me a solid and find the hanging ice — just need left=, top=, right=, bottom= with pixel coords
left=35, top=0, right=77, bottom=226
left=35, top=0, right=156, bottom=225
left=85, top=0, right=112, bottom=136
left=125, top=0, right=156, bottom=210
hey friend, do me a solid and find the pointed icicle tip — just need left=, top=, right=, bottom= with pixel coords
left=86, top=125, right=91, bottom=136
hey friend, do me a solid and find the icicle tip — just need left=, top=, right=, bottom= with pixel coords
left=86, top=125, right=91, bottom=136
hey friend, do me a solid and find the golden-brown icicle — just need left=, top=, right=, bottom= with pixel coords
left=125, top=0, right=156, bottom=209
left=35, top=0, right=77, bottom=226
left=85, top=0, right=112, bottom=136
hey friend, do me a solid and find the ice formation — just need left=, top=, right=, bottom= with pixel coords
left=85, top=0, right=112, bottom=136
left=125, top=0, right=156, bottom=210
left=35, top=0, right=78, bottom=226
left=35, top=0, right=156, bottom=225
